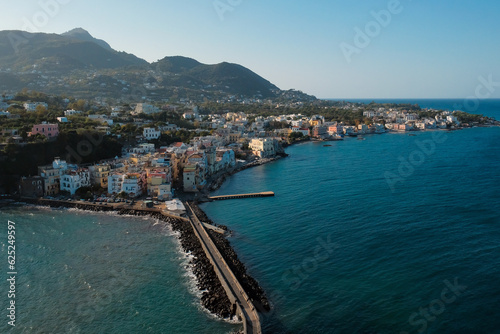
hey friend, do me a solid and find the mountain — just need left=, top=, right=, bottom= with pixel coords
left=0, top=30, right=147, bottom=72
left=153, top=56, right=280, bottom=97
left=61, top=28, right=112, bottom=51
left=0, top=29, right=316, bottom=102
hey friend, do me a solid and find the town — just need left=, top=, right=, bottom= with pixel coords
left=1, top=91, right=498, bottom=207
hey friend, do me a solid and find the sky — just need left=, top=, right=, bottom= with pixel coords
left=1, top=0, right=500, bottom=99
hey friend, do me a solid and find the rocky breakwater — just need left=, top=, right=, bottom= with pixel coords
left=189, top=203, right=270, bottom=313
left=116, top=210, right=235, bottom=319
left=22, top=198, right=116, bottom=212
left=207, top=229, right=270, bottom=313
left=189, top=202, right=229, bottom=232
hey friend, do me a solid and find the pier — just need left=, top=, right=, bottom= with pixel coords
left=186, top=202, right=262, bottom=334
left=208, top=191, right=275, bottom=201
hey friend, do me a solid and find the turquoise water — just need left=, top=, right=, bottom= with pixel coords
left=202, top=127, right=500, bottom=333
left=0, top=208, right=239, bottom=334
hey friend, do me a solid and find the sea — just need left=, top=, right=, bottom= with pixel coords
left=1, top=99, right=499, bottom=334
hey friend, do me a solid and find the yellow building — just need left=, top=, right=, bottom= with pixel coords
left=89, top=164, right=111, bottom=189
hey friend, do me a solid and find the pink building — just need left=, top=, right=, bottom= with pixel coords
left=30, top=124, right=59, bottom=138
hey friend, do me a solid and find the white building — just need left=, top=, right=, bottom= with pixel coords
left=24, top=102, right=48, bottom=112
left=134, top=103, right=160, bottom=115
left=143, top=128, right=161, bottom=140
left=165, top=199, right=186, bottom=215
left=363, top=111, right=376, bottom=118
left=249, top=138, right=275, bottom=158
left=64, top=109, right=82, bottom=116
left=132, top=143, right=156, bottom=154
left=60, top=169, right=90, bottom=195
left=291, top=127, right=310, bottom=136
left=447, top=115, right=460, bottom=124
left=108, top=174, right=124, bottom=195
left=57, top=117, right=69, bottom=123
left=216, top=148, right=236, bottom=170
left=122, top=175, right=142, bottom=197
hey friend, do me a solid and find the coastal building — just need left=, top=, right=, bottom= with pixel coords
left=133, top=103, right=160, bottom=115
left=447, top=115, right=460, bottom=125
left=393, top=124, right=412, bottom=132
left=312, top=125, right=328, bottom=138
left=165, top=199, right=186, bottom=215
left=131, top=143, right=156, bottom=154
left=363, top=110, right=376, bottom=118
left=343, top=126, right=356, bottom=135
left=216, top=148, right=236, bottom=170
left=147, top=172, right=172, bottom=200
left=64, top=109, right=82, bottom=116
left=183, top=165, right=197, bottom=192
left=227, top=132, right=242, bottom=144
left=328, top=124, right=343, bottom=135
left=143, top=127, right=161, bottom=140
left=309, top=115, right=325, bottom=126
left=37, top=158, right=69, bottom=196
left=122, top=173, right=143, bottom=197
left=183, top=111, right=196, bottom=119
left=249, top=138, right=275, bottom=158
left=108, top=174, right=124, bottom=195
left=19, top=176, right=44, bottom=197
left=60, top=169, right=90, bottom=195
left=24, top=102, right=48, bottom=112
left=291, top=127, right=310, bottom=136
left=358, top=124, right=369, bottom=134
left=89, top=164, right=111, bottom=189
left=415, top=122, right=427, bottom=130
left=372, top=123, right=386, bottom=134
left=29, top=123, right=59, bottom=138
left=57, top=117, right=69, bottom=123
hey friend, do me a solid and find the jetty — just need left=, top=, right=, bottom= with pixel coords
left=208, top=191, right=275, bottom=201
left=186, top=202, right=262, bottom=334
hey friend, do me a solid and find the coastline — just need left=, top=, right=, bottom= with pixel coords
left=203, top=155, right=287, bottom=195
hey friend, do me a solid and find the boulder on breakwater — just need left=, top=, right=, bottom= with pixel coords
left=189, top=202, right=270, bottom=312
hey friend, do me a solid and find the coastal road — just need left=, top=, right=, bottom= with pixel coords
left=185, top=203, right=262, bottom=334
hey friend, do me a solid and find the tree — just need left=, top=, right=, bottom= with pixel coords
left=289, top=132, right=304, bottom=141
left=35, top=105, right=47, bottom=113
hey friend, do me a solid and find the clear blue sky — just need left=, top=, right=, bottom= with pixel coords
left=1, top=0, right=500, bottom=99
